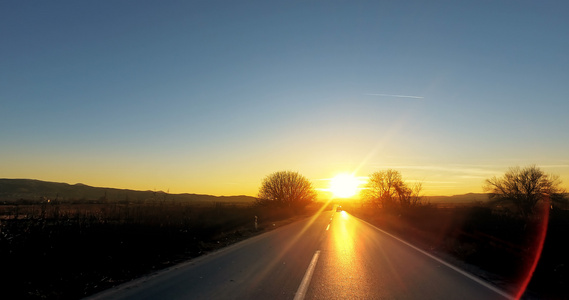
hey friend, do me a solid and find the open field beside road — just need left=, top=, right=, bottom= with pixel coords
left=0, top=199, right=324, bottom=299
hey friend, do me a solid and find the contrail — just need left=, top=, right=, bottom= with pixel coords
left=365, top=93, right=424, bottom=99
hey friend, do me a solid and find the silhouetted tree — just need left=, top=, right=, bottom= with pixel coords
left=361, top=169, right=422, bottom=210
left=257, top=171, right=317, bottom=210
left=484, top=165, right=566, bottom=218
left=396, top=181, right=423, bottom=209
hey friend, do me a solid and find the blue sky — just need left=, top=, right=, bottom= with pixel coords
left=2, top=1, right=568, bottom=196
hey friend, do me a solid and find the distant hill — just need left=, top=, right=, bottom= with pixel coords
left=0, top=179, right=256, bottom=204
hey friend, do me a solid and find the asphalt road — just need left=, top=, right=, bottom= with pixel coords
left=86, top=207, right=512, bottom=300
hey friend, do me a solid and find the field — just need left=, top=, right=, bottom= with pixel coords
left=0, top=199, right=324, bottom=299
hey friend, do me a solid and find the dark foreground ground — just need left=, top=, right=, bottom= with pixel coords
left=1, top=200, right=567, bottom=299
left=0, top=201, right=320, bottom=299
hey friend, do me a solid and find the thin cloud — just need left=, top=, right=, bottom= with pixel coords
left=365, top=93, right=424, bottom=99
left=368, top=164, right=500, bottom=177
left=540, top=164, right=569, bottom=168
left=407, top=179, right=458, bottom=184
left=369, top=165, right=492, bottom=177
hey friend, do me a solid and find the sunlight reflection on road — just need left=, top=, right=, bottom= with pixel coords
left=325, top=211, right=373, bottom=298
left=316, top=210, right=409, bottom=299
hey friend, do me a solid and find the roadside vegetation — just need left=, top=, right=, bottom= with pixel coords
left=349, top=165, right=568, bottom=298
left=0, top=193, right=321, bottom=299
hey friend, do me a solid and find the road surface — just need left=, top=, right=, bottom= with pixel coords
left=86, top=207, right=512, bottom=300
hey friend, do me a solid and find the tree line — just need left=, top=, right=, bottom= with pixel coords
left=257, top=165, right=567, bottom=218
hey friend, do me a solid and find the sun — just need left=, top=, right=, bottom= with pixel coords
left=329, top=173, right=361, bottom=198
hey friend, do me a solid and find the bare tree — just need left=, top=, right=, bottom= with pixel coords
left=361, top=169, right=422, bottom=210
left=484, top=165, right=566, bottom=218
left=257, top=171, right=317, bottom=210
left=396, top=182, right=423, bottom=209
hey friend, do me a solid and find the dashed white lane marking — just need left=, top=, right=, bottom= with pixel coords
left=293, top=250, right=321, bottom=300
left=326, top=224, right=330, bottom=231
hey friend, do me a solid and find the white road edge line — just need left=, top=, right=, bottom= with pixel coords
left=293, top=250, right=321, bottom=300
left=357, top=217, right=514, bottom=300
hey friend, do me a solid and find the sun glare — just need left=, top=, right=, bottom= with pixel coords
left=329, top=173, right=361, bottom=198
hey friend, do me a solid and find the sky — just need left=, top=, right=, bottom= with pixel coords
left=1, top=1, right=569, bottom=197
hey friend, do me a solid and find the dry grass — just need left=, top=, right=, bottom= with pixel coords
left=0, top=200, right=319, bottom=299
